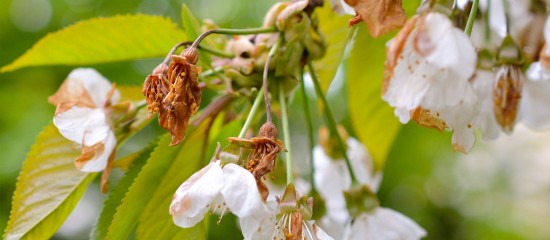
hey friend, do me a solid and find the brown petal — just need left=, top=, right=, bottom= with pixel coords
left=49, top=76, right=96, bottom=111
left=284, top=212, right=303, bottom=240
left=410, top=107, right=447, bottom=132
left=493, top=65, right=523, bottom=133
left=345, top=0, right=406, bottom=37
left=540, top=45, right=550, bottom=71
left=101, top=149, right=116, bottom=193
left=383, top=15, right=418, bottom=96
left=143, top=72, right=170, bottom=119
left=160, top=54, right=202, bottom=146
left=75, top=142, right=106, bottom=170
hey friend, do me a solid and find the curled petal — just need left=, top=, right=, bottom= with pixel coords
left=49, top=68, right=120, bottom=108
left=170, top=161, right=223, bottom=228
left=344, top=0, right=406, bottom=37
left=76, top=131, right=116, bottom=172
left=221, top=163, right=266, bottom=217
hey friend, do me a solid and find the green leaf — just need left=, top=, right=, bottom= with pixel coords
left=136, top=128, right=211, bottom=239
left=3, top=124, right=96, bottom=240
left=91, top=144, right=154, bottom=240
left=346, top=1, right=419, bottom=169
left=1, top=15, right=186, bottom=73
left=313, top=4, right=350, bottom=92
left=105, top=123, right=209, bottom=240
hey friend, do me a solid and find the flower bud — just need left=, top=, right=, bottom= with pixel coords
left=181, top=47, right=199, bottom=65
left=343, top=184, right=379, bottom=219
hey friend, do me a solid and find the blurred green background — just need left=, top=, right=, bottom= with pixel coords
left=1, top=0, right=550, bottom=239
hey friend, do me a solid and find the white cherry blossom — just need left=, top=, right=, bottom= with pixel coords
left=314, top=137, right=380, bottom=232
left=170, top=161, right=266, bottom=228
left=49, top=68, right=120, bottom=172
left=344, top=208, right=427, bottom=240
left=239, top=186, right=333, bottom=240
left=383, top=12, right=479, bottom=153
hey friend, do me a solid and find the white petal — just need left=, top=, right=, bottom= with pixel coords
left=348, top=208, right=426, bottom=240
left=54, top=107, right=109, bottom=145
left=221, top=163, right=265, bottom=217
left=79, top=131, right=116, bottom=172
left=545, top=17, right=550, bottom=54
left=239, top=202, right=277, bottom=240
left=471, top=70, right=502, bottom=140
left=303, top=220, right=335, bottom=240
left=520, top=76, right=550, bottom=130
left=67, top=68, right=120, bottom=106
left=170, top=161, right=223, bottom=228
left=318, top=215, right=348, bottom=239
left=527, top=62, right=550, bottom=82
left=313, top=146, right=351, bottom=223
left=346, top=138, right=375, bottom=188
left=439, top=87, right=479, bottom=153
left=335, top=0, right=355, bottom=15
left=423, top=13, right=476, bottom=80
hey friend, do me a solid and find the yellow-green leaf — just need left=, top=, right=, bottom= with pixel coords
left=91, top=144, right=154, bottom=240
left=105, top=123, right=209, bottom=240
left=136, top=129, right=209, bottom=239
left=313, top=4, right=351, bottom=92
left=1, top=15, right=186, bottom=73
left=3, top=124, right=96, bottom=240
left=347, top=1, right=419, bottom=169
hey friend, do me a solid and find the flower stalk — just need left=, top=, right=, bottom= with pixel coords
left=307, top=62, right=358, bottom=184
left=238, top=89, right=264, bottom=138
left=300, top=69, right=316, bottom=194
left=279, top=82, right=294, bottom=184
left=262, top=35, right=282, bottom=123
left=464, top=0, right=479, bottom=36
left=190, top=27, right=278, bottom=49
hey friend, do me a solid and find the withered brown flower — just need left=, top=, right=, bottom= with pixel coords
left=494, top=65, right=524, bottom=133
left=227, top=122, right=284, bottom=201
left=143, top=48, right=202, bottom=146
left=344, top=0, right=406, bottom=37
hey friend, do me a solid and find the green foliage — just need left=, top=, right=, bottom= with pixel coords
left=91, top=145, right=154, bottom=240
left=136, top=129, right=210, bottom=239
left=312, top=4, right=350, bottom=93
left=2, top=124, right=96, bottom=240
left=105, top=122, right=209, bottom=240
left=1, top=15, right=186, bottom=72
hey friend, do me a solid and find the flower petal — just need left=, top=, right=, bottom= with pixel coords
left=239, top=202, right=277, bottom=240
left=68, top=68, right=120, bottom=107
left=520, top=75, right=550, bottom=130
left=472, top=70, right=502, bottom=140
left=313, top=146, right=351, bottom=223
left=170, top=161, right=223, bottom=228
left=346, top=138, right=375, bottom=189
left=76, top=131, right=116, bottom=172
left=221, top=163, right=266, bottom=217
left=348, top=208, right=426, bottom=240
left=53, top=107, right=110, bottom=145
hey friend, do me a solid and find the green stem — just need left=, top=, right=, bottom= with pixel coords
left=464, top=0, right=479, bottom=36
left=279, top=82, right=294, bottom=184
left=307, top=62, right=358, bottom=184
left=199, top=67, right=224, bottom=79
left=191, top=27, right=278, bottom=49
left=263, top=35, right=283, bottom=122
left=238, top=89, right=264, bottom=138
left=198, top=44, right=235, bottom=58
left=503, top=0, right=511, bottom=35
left=300, top=69, right=316, bottom=193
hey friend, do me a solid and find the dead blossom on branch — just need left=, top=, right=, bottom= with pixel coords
left=228, top=122, right=285, bottom=201
left=143, top=48, right=202, bottom=146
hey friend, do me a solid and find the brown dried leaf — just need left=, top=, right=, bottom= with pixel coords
left=344, top=0, right=406, bottom=37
